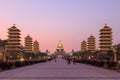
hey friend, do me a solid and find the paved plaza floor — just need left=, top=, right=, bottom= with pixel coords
left=0, top=59, right=120, bottom=80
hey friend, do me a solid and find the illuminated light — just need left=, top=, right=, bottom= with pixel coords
left=10, top=56, right=12, bottom=58
left=91, top=56, right=93, bottom=58
left=20, top=58, right=24, bottom=61
left=79, top=56, right=81, bottom=59
left=29, top=57, right=32, bottom=59
left=39, top=56, right=41, bottom=59
left=88, top=56, right=91, bottom=59
left=70, top=53, right=73, bottom=56
left=57, top=41, right=64, bottom=51
left=47, top=56, right=50, bottom=59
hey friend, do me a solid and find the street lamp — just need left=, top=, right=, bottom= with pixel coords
left=70, top=52, right=73, bottom=56
left=20, top=58, right=24, bottom=61
left=79, top=56, right=81, bottom=59
left=29, top=56, right=32, bottom=59
left=39, top=56, right=41, bottom=59
left=88, top=56, right=91, bottom=59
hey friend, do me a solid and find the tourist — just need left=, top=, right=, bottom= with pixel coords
left=73, top=58, right=76, bottom=65
left=55, top=58, right=57, bottom=62
left=67, top=58, right=71, bottom=64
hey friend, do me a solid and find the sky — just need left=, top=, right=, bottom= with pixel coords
left=0, top=0, right=120, bottom=53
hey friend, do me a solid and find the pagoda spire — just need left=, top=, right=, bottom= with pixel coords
left=105, top=23, right=107, bottom=26
left=13, top=24, right=15, bottom=26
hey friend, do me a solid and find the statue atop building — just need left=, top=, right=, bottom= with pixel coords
left=56, top=41, right=64, bottom=51
left=54, top=41, right=66, bottom=58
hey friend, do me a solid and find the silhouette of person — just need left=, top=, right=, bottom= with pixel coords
left=55, top=58, right=57, bottom=62
left=73, top=58, right=76, bottom=65
left=67, top=58, right=71, bottom=64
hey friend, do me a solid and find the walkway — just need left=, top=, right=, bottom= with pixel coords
left=0, top=59, right=120, bottom=80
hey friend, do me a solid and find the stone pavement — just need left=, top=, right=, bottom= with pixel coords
left=0, top=59, right=120, bottom=80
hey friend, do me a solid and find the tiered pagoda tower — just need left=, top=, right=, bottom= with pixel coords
left=99, top=24, right=113, bottom=52
left=87, top=35, right=96, bottom=52
left=5, top=24, right=22, bottom=59
left=81, top=40, right=87, bottom=52
left=24, top=35, right=33, bottom=53
left=33, top=40, right=40, bottom=54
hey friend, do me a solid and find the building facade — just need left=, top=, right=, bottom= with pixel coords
left=24, top=35, right=33, bottom=53
left=99, top=24, right=113, bottom=52
left=87, top=35, right=96, bottom=52
left=81, top=40, right=87, bottom=52
left=33, top=40, right=40, bottom=54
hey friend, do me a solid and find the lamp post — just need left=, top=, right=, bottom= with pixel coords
left=20, top=58, right=24, bottom=61
left=88, top=56, right=91, bottom=59
left=29, top=56, right=32, bottom=59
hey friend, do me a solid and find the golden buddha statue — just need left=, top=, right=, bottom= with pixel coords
left=56, top=41, right=64, bottom=51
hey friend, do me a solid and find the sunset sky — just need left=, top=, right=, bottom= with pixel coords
left=0, top=0, right=120, bottom=53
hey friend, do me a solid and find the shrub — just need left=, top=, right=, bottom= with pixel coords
left=106, top=61, right=118, bottom=68
left=95, top=61, right=105, bottom=67
left=29, top=61, right=34, bottom=64
left=24, top=61, right=30, bottom=65
left=15, top=61, right=23, bottom=67
left=0, top=62, right=14, bottom=70
left=6, top=62, right=14, bottom=69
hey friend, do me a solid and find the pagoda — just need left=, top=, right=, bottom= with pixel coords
left=24, top=35, right=33, bottom=53
left=81, top=40, right=87, bottom=52
left=99, top=24, right=113, bottom=52
left=33, top=40, right=40, bottom=54
left=87, top=35, right=96, bottom=52
left=5, top=24, right=23, bottom=60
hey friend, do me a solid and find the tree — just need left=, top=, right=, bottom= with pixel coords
left=107, top=50, right=114, bottom=61
left=0, top=39, right=7, bottom=47
left=23, top=52, right=35, bottom=59
left=116, top=44, right=120, bottom=60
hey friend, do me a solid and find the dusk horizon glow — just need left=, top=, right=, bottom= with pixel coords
left=0, top=0, right=120, bottom=53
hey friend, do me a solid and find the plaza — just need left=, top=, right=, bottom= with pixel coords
left=0, top=59, right=120, bottom=80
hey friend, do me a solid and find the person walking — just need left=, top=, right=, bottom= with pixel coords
left=67, top=58, right=71, bottom=64
left=73, top=58, right=76, bottom=65
left=55, top=58, right=57, bottom=62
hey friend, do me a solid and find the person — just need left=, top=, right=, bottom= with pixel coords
left=73, top=58, right=76, bottom=65
left=67, top=58, right=71, bottom=64
left=55, top=58, right=57, bottom=62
